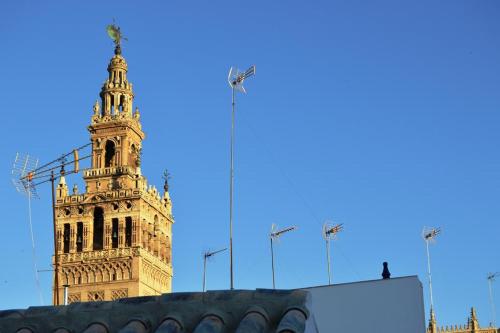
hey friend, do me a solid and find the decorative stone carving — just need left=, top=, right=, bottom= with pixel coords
left=88, top=290, right=104, bottom=302
left=111, top=288, right=128, bottom=300
left=68, top=293, right=81, bottom=304
left=93, top=100, right=100, bottom=116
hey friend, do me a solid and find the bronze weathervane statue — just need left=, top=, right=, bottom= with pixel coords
left=106, top=23, right=127, bottom=54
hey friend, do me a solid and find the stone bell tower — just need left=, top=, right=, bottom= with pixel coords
left=53, top=39, right=173, bottom=304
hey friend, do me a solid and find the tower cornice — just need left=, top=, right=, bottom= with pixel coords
left=88, top=118, right=144, bottom=140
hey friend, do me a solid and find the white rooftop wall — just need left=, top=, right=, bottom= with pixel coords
left=304, top=276, right=426, bottom=333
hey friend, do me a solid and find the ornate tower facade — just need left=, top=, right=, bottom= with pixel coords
left=53, top=43, right=173, bottom=304
left=427, top=308, right=499, bottom=333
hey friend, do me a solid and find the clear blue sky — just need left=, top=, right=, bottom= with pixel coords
left=1, top=0, right=499, bottom=328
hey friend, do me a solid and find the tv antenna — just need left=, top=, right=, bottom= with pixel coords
left=322, top=221, right=344, bottom=285
left=422, top=226, right=441, bottom=314
left=11, top=153, right=43, bottom=304
left=11, top=143, right=92, bottom=305
left=487, top=272, right=499, bottom=328
left=226, top=65, right=256, bottom=290
left=270, top=224, right=297, bottom=289
left=202, top=247, right=227, bottom=292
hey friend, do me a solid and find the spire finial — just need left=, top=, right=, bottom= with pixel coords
left=428, top=307, right=437, bottom=333
left=93, top=100, right=100, bottom=116
left=162, top=169, right=171, bottom=192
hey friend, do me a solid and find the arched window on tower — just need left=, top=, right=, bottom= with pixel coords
left=109, top=93, right=115, bottom=115
left=125, top=217, right=132, bottom=247
left=119, top=95, right=124, bottom=113
left=104, top=140, right=116, bottom=167
left=129, top=144, right=137, bottom=166
left=93, top=207, right=104, bottom=250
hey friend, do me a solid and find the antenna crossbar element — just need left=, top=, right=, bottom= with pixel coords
left=228, top=65, right=256, bottom=94
left=243, top=66, right=256, bottom=79
left=423, top=227, right=441, bottom=241
left=12, top=153, right=39, bottom=198
left=27, top=143, right=91, bottom=176
left=205, top=248, right=228, bottom=259
left=324, top=223, right=344, bottom=240
left=271, top=226, right=297, bottom=239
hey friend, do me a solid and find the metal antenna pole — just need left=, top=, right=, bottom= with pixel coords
left=488, top=273, right=499, bottom=328
left=12, top=153, right=44, bottom=304
left=203, top=254, right=208, bottom=292
left=51, top=170, right=60, bottom=305
left=323, top=222, right=343, bottom=285
left=12, top=145, right=91, bottom=306
left=425, top=239, right=434, bottom=310
left=203, top=248, right=227, bottom=292
left=226, top=65, right=255, bottom=290
left=229, top=86, right=235, bottom=290
left=326, top=238, right=332, bottom=285
left=270, top=237, right=276, bottom=289
left=422, top=227, right=440, bottom=313
left=227, top=65, right=255, bottom=290
left=27, top=189, right=43, bottom=305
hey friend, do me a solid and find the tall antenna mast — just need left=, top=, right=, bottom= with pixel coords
left=270, top=224, right=297, bottom=289
left=11, top=153, right=44, bottom=304
left=227, top=65, right=256, bottom=290
left=12, top=143, right=91, bottom=305
left=422, top=227, right=441, bottom=314
left=322, top=222, right=343, bottom=285
left=487, top=272, right=499, bottom=328
left=202, top=248, right=227, bottom=292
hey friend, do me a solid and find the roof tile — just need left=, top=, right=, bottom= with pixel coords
left=0, top=289, right=314, bottom=333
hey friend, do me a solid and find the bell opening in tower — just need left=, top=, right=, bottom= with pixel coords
left=76, top=222, right=83, bottom=252
left=125, top=217, right=132, bottom=247
left=112, top=218, right=119, bottom=248
left=119, top=95, right=125, bottom=113
left=93, top=207, right=104, bottom=250
left=63, top=223, right=70, bottom=253
left=104, top=140, right=116, bottom=167
left=130, top=144, right=137, bottom=166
